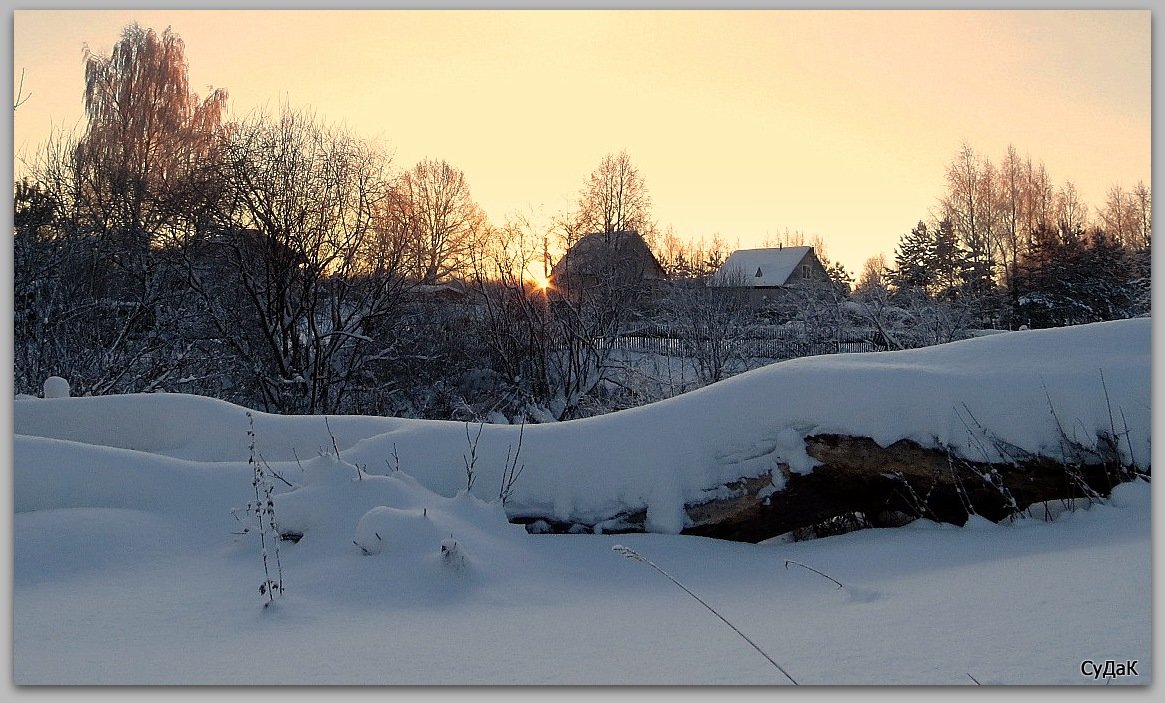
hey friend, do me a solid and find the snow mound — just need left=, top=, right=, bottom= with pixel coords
left=13, top=318, right=1151, bottom=532
left=352, top=506, right=478, bottom=570
left=10, top=319, right=1152, bottom=684
left=13, top=392, right=400, bottom=462
left=260, top=451, right=527, bottom=598
left=43, top=375, right=70, bottom=398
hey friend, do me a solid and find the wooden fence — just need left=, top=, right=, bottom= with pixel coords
left=599, top=332, right=883, bottom=360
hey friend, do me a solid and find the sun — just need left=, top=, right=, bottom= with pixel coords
left=528, top=274, right=552, bottom=291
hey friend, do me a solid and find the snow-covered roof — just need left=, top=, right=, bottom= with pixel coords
left=714, top=246, right=815, bottom=287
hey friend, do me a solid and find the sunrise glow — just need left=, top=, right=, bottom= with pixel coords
left=10, top=9, right=1151, bottom=275
left=530, top=274, right=552, bottom=292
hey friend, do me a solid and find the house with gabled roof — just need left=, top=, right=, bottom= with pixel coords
left=709, top=245, right=830, bottom=303
left=550, top=230, right=666, bottom=295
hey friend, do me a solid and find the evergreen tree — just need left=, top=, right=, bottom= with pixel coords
left=824, top=260, right=853, bottom=295
left=1076, top=229, right=1135, bottom=321
left=1011, top=225, right=1143, bottom=327
left=701, top=240, right=726, bottom=279
left=887, top=218, right=968, bottom=299
left=930, top=218, right=969, bottom=297
left=887, top=221, right=934, bottom=293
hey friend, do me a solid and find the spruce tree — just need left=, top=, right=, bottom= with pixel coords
left=887, top=221, right=934, bottom=294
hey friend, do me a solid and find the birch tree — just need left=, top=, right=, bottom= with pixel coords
left=74, top=22, right=227, bottom=277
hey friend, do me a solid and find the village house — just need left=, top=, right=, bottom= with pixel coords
left=549, top=230, right=666, bottom=294
left=709, top=245, right=830, bottom=304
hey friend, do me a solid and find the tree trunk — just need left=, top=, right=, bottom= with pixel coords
left=511, top=433, right=1144, bottom=543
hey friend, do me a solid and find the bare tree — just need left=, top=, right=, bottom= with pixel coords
left=469, top=216, right=557, bottom=417
left=470, top=211, right=649, bottom=420
left=386, top=158, right=485, bottom=283
left=575, top=150, right=654, bottom=238
left=1054, top=180, right=1088, bottom=240
left=760, top=227, right=808, bottom=249
left=941, top=143, right=996, bottom=290
left=187, top=107, right=409, bottom=414
left=13, top=24, right=228, bottom=398
left=665, top=267, right=756, bottom=385
left=854, top=254, right=889, bottom=296
left=69, top=23, right=228, bottom=393
left=1100, top=183, right=1143, bottom=247
left=996, top=144, right=1025, bottom=292
left=851, top=257, right=909, bottom=352
left=1023, top=157, right=1055, bottom=252
left=1130, top=181, right=1152, bottom=248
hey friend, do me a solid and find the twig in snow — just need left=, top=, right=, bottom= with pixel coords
left=324, top=416, right=360, bottom=480
left=1098, top=368, right=1123, bottom=489
left=945, top=448, right=976, bottom=519
left=498, top=420, right=526, bottom=505
left=463, top=421, right=483, bottom=492
left=1119, top=408, right=1140, bottom=477
left=784, top=559, right=844, bottom=590
left=612, top=544, right=798, bottom=685
left=291, top=447, right=305, bottom=478
left=953, top=405, right=1020, bottom=517
left=389, top=442, right=401, bottom=472
left=1040, top=380, right=1102, bottom=506
left=888, top=469, right=939, bottom=521
left=324, top=416, right=341, bottom=458
left=257, top=452, right=295, bottom=488
left=248, top=411, right=284, bottom=607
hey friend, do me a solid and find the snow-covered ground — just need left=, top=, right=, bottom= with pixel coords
left=9, top=319, right=1152, bottom=685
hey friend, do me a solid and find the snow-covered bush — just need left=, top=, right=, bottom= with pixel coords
left=440, top=538, right=466, bottom=570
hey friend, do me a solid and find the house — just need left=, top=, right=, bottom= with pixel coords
left=549, top=230, right=666, bottom=294
left=193, top=227, right=310, bottom=278
left=709, top=245, right=830, bottom=303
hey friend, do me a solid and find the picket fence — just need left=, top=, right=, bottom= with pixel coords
left=598, top=332, right=883, bottom=360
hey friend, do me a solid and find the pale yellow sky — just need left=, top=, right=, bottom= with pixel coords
left=11, top=9, right=1151, bottom=275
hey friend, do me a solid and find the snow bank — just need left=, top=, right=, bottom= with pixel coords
left=12, top=434, right=247, bottom=518
left=10, top=319, right=1152, bottom=685
left=13, top=392, right=401, bottom=462
left=14, top=318, right=1151, bottom=530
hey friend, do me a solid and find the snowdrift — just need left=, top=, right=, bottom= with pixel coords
left=14, top=318, right=1150, bottom=529
left=11, top=318, right=1152, bottom=684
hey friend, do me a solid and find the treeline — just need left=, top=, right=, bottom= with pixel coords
left=11, top=24, right=690, bottom=420
left=858, top=143, right=1150, bottom=329
left=13, top=23, right=1151, bottom=422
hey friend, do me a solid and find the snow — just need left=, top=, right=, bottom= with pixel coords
left=15, top=318, right=1150, bottom=527
left=8, top=318, right=1153, bottom=685
left=714, top=246, right=815, bottom=287
left=41, top=374, right=69, bottom=398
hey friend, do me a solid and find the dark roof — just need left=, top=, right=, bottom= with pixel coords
left=550, top=230, right=665, bottom=284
